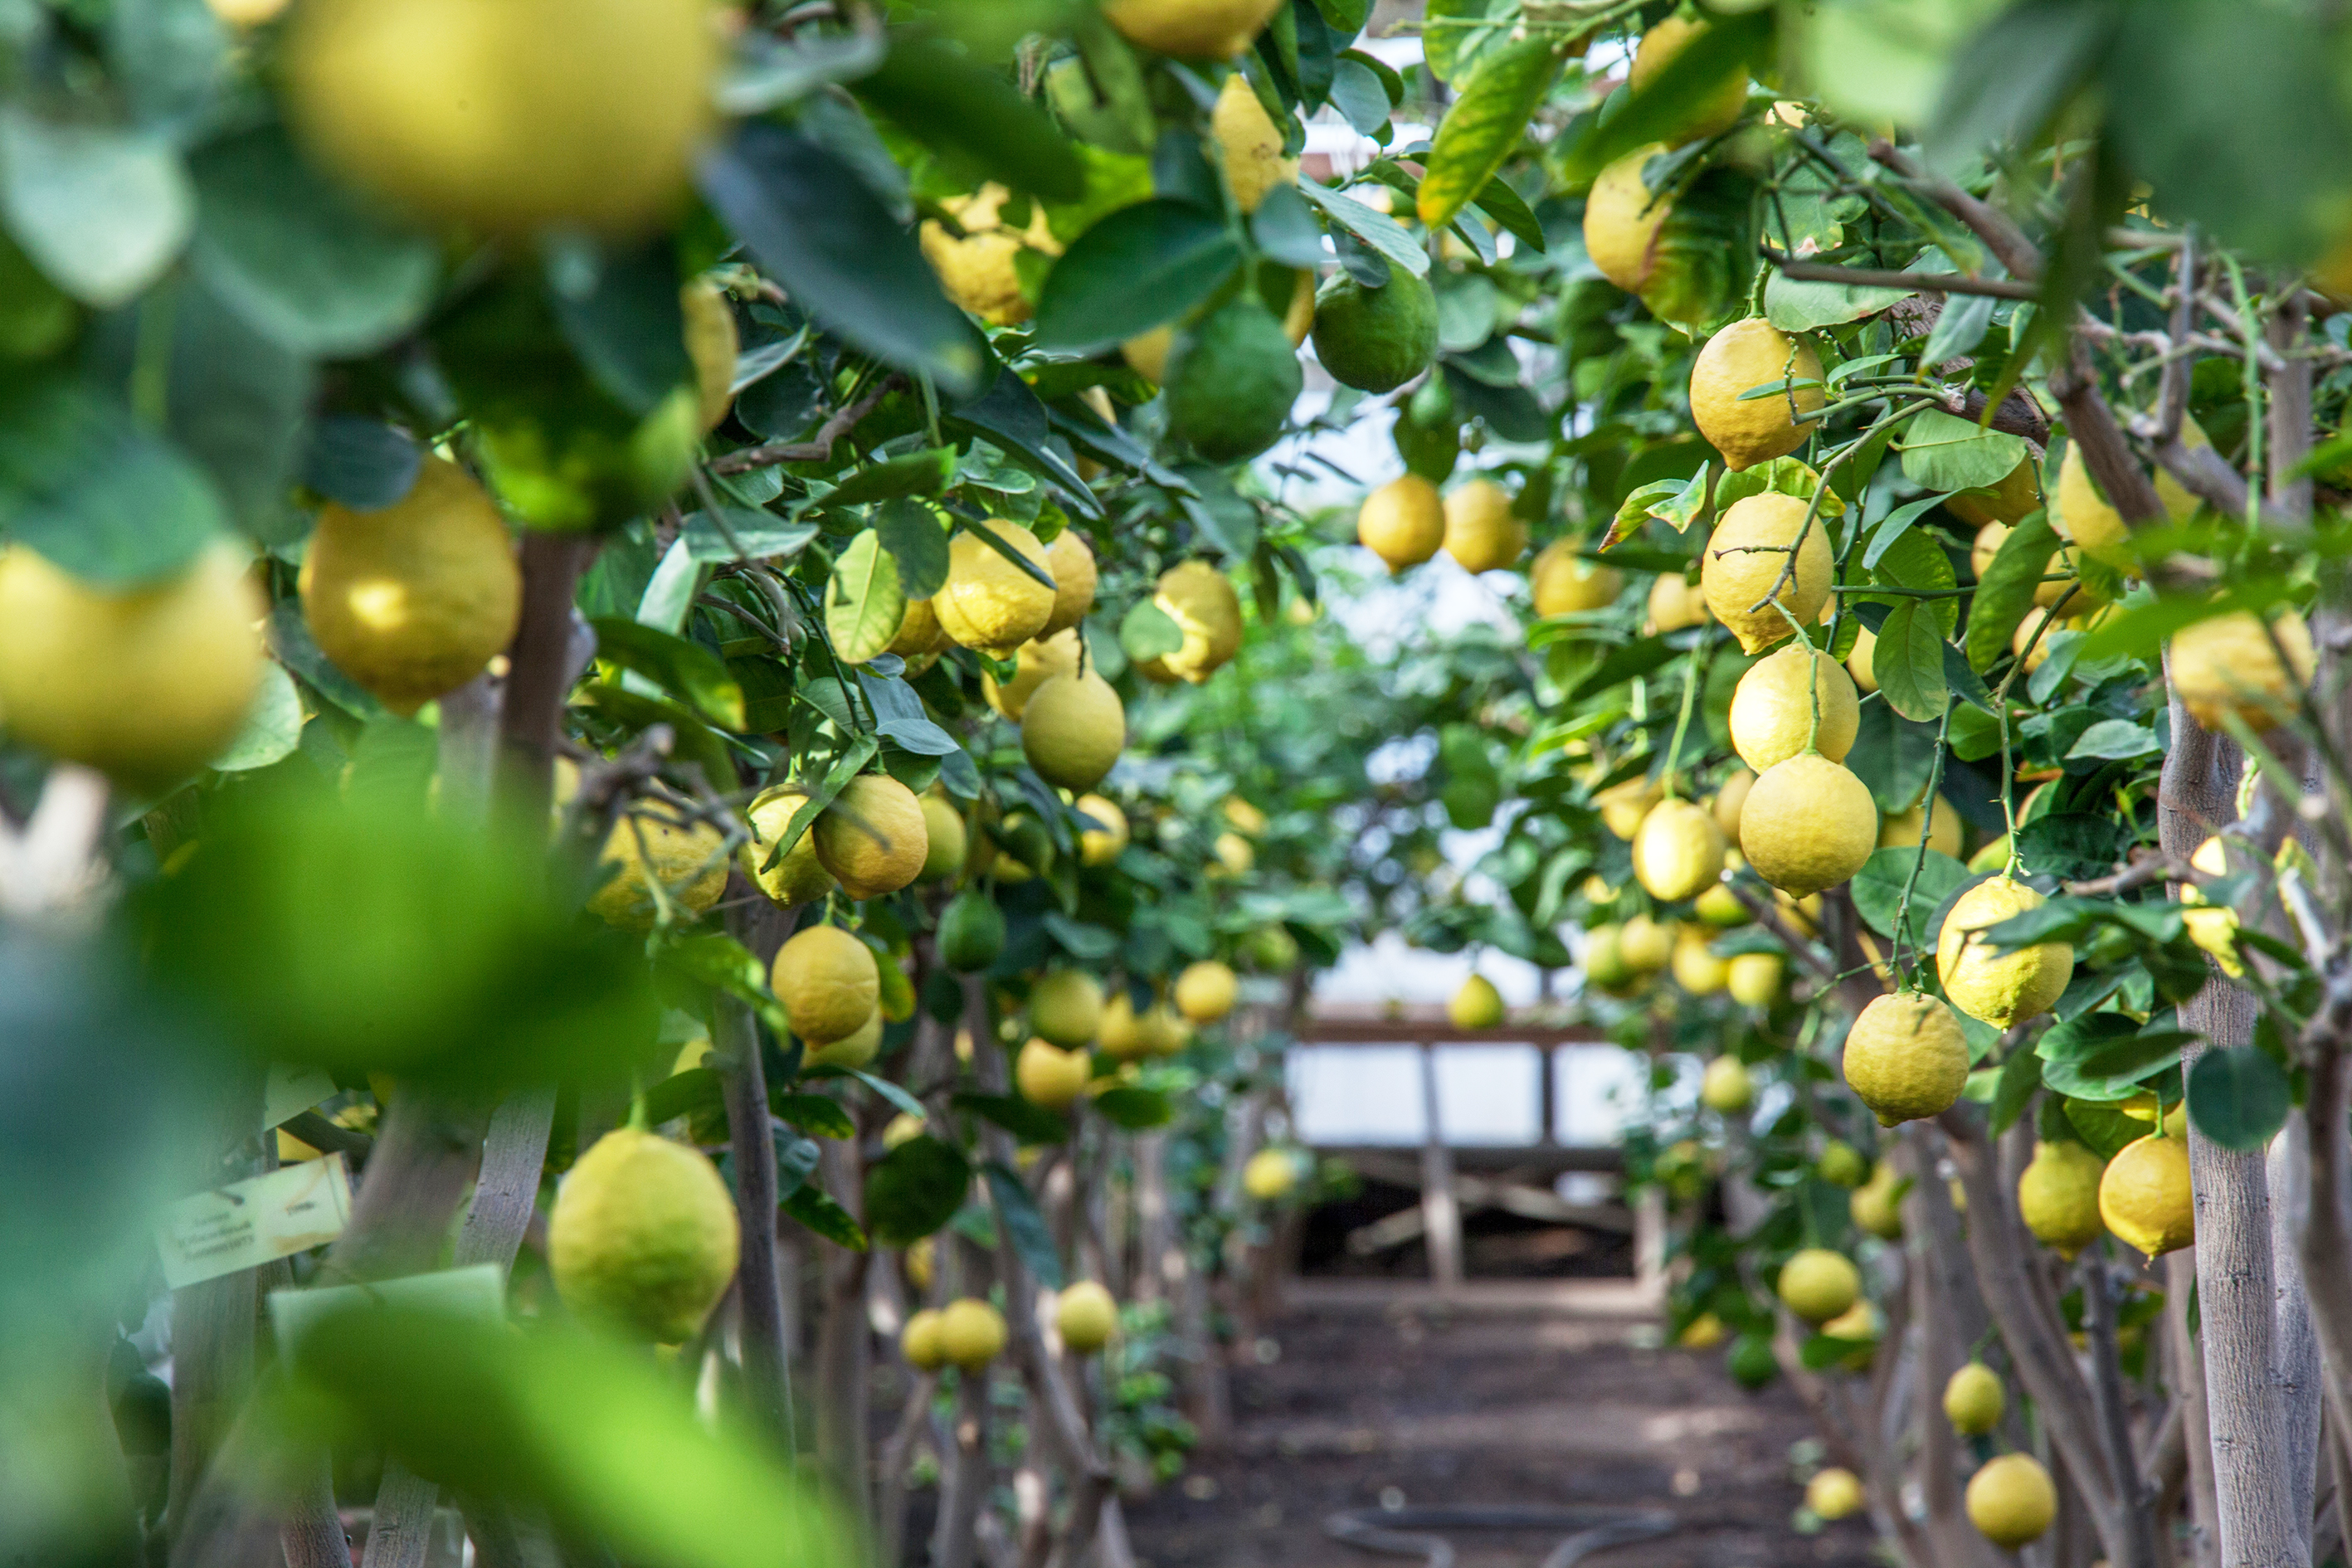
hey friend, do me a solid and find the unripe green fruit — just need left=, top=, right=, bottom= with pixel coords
left=940, top=887, right=1006, bottom=973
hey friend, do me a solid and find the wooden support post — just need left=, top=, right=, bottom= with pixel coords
left=1417, top=1043, right=1462, bottom=1292
left=1536, top=1045, right=1558, bottom=1147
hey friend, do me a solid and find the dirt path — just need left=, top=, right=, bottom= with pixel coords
left=1122, top=1293, right=1879, bottom=1568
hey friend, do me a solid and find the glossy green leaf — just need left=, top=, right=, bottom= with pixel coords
left=822, top=448, right=955, bottom=508
left=875, top=497, right=952, bottom=598
left=864, top=1134, right=972, bottom=1245
left=0, top=375, right=224, bottom=585
left=782, top=1182, right=869, bottom=1249
left=1298, top=180, right=1430, bottom=277
left=1091, top=1086, right=1172, bottom=1129
left=853, top=37, right=1085, bottom=202
left=0, top=109, right=192, bottom=307
left=1033, top=198, right=1241, bottom=354
left=590, top=618, right=747, bottom=730
left=211, top=662, right=304, bottom=773
left=1872, top=598, right=1949, bottom=722
left=2187, top=1045, right=2292, bottom=1152
left=1848, top=845, right=1970, bottom=948
left=1417, top=37, right=1561, bottom=230
left=824, top=530, right=907, bottom=666
left=1900, top=409, right=2028, bottom=493
left=1964, top=512, right=2059, bottom=672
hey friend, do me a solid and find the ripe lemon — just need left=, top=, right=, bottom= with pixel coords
left=1677, top=1312, right=1726, bottom=1349
left=2179, top=835, right=2242, bottom=975
left=1943, top=1362, right=2004, bottom=1435
left=938, top=1298, right=1009, bottom=1371
left=1818, top=1140, right=1867, bottom=1188
left=936, top=520, right=1058, bottom=652
left=1821, top=1299, right=1880, bottom=1366
left=681, top=279, right=738, bottom=432
left=1712, top=767, right=1755, bottom=840
left=283, top=0, right=713, bottom=236
left=548, top=1127, right=738, bottom=1343
left=1584, top=145, right=1671, bottom=296
left=1945, top=455, right=2042, bottom=530
left=1030, top=970, right=1105, bottom=1048
left=1022, top=670, right=1125, bottom=791
left=1016, top=1037, right=1093, bottom=1108
left=2170, top=609, right=2315, bottom=733
left=1145, top=1002, right=1194, bottom=1055
left=1689, top=319, right=1823, bottom=471
left=1673, top=928, right=1730, bottom=995
left=2017, top=1138, right=2106, bottom=1259
left=920, top=184, right=1062, bottom=325
left=1595, top=775, right=1662, bottom=840
left=1620, top=913, right=1673, bottom=971
left=1120, top=325, right=1174, bottom=385
left=743, top=787, right=838, bottom=907
left=1634, top=797, right=1727, bottom=902
left=1739, top=753, right=1877, bottom=898
left=2099, top=1132, right=2194, bottom=1259
left=803, top=1006, right=882, bottom=1070
left=902, top=1308, right=947, bottom=1371
left=1965, top=1454, right=2056, bottom=1549
left=2056, top=432, right=2198, bottom=566
left=1441, top=478, right=1527, bottom=573
left=1166, top=298, right=1301, bottom=462
left=1629, top=16, right=1748, bottom=142
left=1040, top=530, right=1098, bottom=639
left=1098, top=990, right=1147, bottom=1059
left=1174, top=959, right=1238, bottom=1023
left=300, top=455, right=520, bottom=717
left=1359, top=475, right=1445, bottom=571
left=1878, top=792, right=1962, bottom=858
left=1076, top=794, right=1130, bottom=864
left=0, top=542, right=264, bottom=788
left=1776, top=1248, right=1859, bottom=1324
left=813, top=774, right=928, bottom=898
left=1936, top=876, right=2072, bottom=1029
left=1700, top=1054, right=1753, bottom=1113
left=1842, top=991, right=1970, bottom=1127
left=1531, top=539, right=1621, bottom=616
left=1805, top=1468, right=1865, bottom=1522
left=1311, top=269, right=1439, bottom=394
left=1244, top=1147, right=1298, bottom=1200
left=1971, top=521, right=2077, bottom=611
left=983, top=629, right=1083, bottom=721
left=1055, top=1280, right=1119, bottom=1353
left=1850, top=1161, right=1904, bottom=1239
left=1702, top=493, right=1833, bottom=653
left=918, top=793, right=967, bottom=883
left=1729, top=645, right=1858, bottom=772
left=1583, top=925, right=1639, bottom=996
left=1846, top=624, right=1877, bottom=693
left=887, top=597, right=951, bottom=671
left=1152, top=560, right=1244, bottom=682
left=1102, top=0, right=1284, bottom=57
left=1224, top=796, right=1269, bottom=836
left=1449, top=973, right=1504, bottom=1029
left=587, top=811, right=728, bottom=928
left=1727, top=951, right=1782, bottom=1007
left=1648, top=572, right=1710, bottom=632
left=1695, top=879, right=1749, bottom=928
left=1211, top=72, right=1294, bottom=213
left=771, top=924, right=880, bottom=1045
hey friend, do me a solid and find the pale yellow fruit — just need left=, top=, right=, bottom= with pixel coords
left=1850, top=1162, right=1904, bottom=1240
left=1211, top=830, right=1254, bottom=877
left=887, top=597, right=951, bottom=667
left=2099, top=1132, right=2194, bottom=1259
left=1121, top=326, right=1173, bottom=384
left=1040, top=529, right=1098, bottom=638
left=902, top=1308, right=947, bottom=1371
left=1634, top=797, right=1727, bottom=902
left=1243, top=1147, right=1298, bottom=1200
left=1583, top=925, right=1640, bottom=996
left=1729, top=645, right=1858, bottom=772
left=1972, top=521, right=2076, bottom=611
left=1597, top=776, right=1663, bottom=840
left=936, top=519, right=1058, bottom=652
left=681, top=279, right=738, bottom=432
left=1016, top=1038, right=1094, bottom=1109
left=1359, top=475, right=1445, bottom=572
left=284, top=0, right=713, bottom=236
left=1076, top=794, right=1130, bottom=865
left=901, top=1233, right=934, bottom=1289
left=1022, top=670, right=1125, bottom=791
left=1531, top=539, right=1621, bottom=616
left=588, top=811, right=728, bottom=928
left=1144, top=1002, right=1193, bottom=1056
left=2057, top=435, right=2199, bottom=567
left=1279, top=268, right=1315, bottom=346
left=1689, top=319, right=1823, bottom=471
left=0, top=543, right=265, bottom=788
left=1966, top=1454, right=2057, bottom=1550
left=938, top=1298, right=1009, bottom=1371
left=1441, top=479, right=1527, bottom=574
left=1777, top=1248, right=1858, bottom=1324
left=1647, top=572, right=1710, bottom=632
left=1103, top=0, right=1284, bottom=58
left=1630, top=15, right=1747, bottom=143
left=743, top=788, right=838, bottom=907
left=1030, top=970, right=1106, bottom=1049
left=919, top=184, right=1063, bottom=326
left=803, top=1006, right=882, bottom=1071
left=1943, top=455, right=2041, bottom=531
left=1695, top=880, right=1748, bottom=928
left=1672, top=928, right=1729, bottom=995
left=2170, top=609, right=2315, bottom=733
left=983, top=628, right=1083, bottom=721
left=771, top=924, right=881, bottom=1045
left=1822, top=1298, right=1880, bottom=1363
left=1702, top=493, right=1833, bottom=653
left=1739, top=754, right=1877, bottom=898
left=300, top=455, right=519, bottom=717
left=919, top=794, right=967, bottom=883
left=1098, top=991, right=1147, bottom=1060
left=1174, top=959, right=1238, bottom=1023
left=549, top=1128, right=738, bottom=1343
left=1699, top=1054, right=1752, bottom=1113
left=1223, top=797, right=1268, bottom=835
left=1937, top=876, right=2072, bottom=1029
left=1584, top=145, right=1671, bottom=295
left=1153, top=560, right=1243, bottom=682
left=1449, top=973, right=1504, bottom=1030
left=1676, top=1312, right=1726, bottom=1349
left=1878, top=793, right=1963, bottom=859
left=2017, top=1139, right=2106, bottom=1260
left=1055, top=1280, right=1119, bottom=1353
left=814, top=774, right=929, bottom=899
left=1842, top=991, right=1969, bottom=1127
left=2180, top=835, right=2242, bottom=976
left=208, top=0, right=290, bottom=24
left=1727, top=952, right=1783, bottom=1007
left=1943, top=1363, right=2005, bottom=1436
left=1211, top=72, right=1295, bottom=213
left=1805, top=1468, right=1865, bottom=1522
left=1712, top=767, right=1755, bottom=840
left=1620, top=913, right=1673, bottom=971
left=1846, top=623, right=1878, bottom=693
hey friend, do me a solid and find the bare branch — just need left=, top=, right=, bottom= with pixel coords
left=710, top=373, right=908, bottom=473
left=1764, top=252, right=2039, bottom=300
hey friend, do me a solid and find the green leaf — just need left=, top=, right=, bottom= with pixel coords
left=1861, top=493, right=1952, bottom=571
left=1471, top=176, right=1546, bottom=253
left=0, top=109, right=192, bottom=307
left=1848, top=846, right=1970, bottom=948
left=681, top=508, right=819, bottom=563
left=590, top=618, right=747, bottom=730
left=821, top=447, right=956, bottom=508
left=1899, top=409, right=2028, bottom=493
left=301, top=418, right=421, bottom=510
left=955, top=1092, right=1069, bottom=1147
left=2039, top=1013, right=2185, bottom=1099
left=575, top=682, right=741, bottom=792
left=943, top=369, right=1103, bottom=521
left=874, top=497, right=952, bottom=598
left=772, top=1091, right=856, bottom=1141
left=2066, top=718, right=2160, bottom=762
left=849, top=1068, right=928, bottom=1122
left=1033, top=198, right=1242, bottom=355
left=1423, top=0, right=1504, bottom=82
left=212, top=661, right=304, bottom=773
left=1989, top=1045, right=2043, bottom=1136
left=984, top=1161, right=1066, bottom=1288
left=782, top=1182, right=869, bottom=1249
left=2062, top=1098, right=2147, bottom=1161
left=1416, top=37, right=1562, bottom=231
left=1329, top=55, right=1394, bottom=134
left=656, top=934, right=791, bottom=1042
left=1091, top=1086, right=1171, bottom=1129
left=1557, top=12, right=1768, bottom=181
left=1298, top=180, right=1431, bottom=277
left=0, top=375, right=224, bottom=584
left=546, top=241, right=693, bottom=418
left=1872, top=599, right=1950, bottom=722
left=1965, top=512, right=2059, bottom=672
left=824, top=530, right=908, bottom=666
left=864, top=1133, right=972, bottom=1245
left=2187, top=1047, right=2291, bottom=1152
left=853, top=37, right=1085, bottom=202
left=1119, top=598, right=1186, bottom=662
left=645, top=1065, right=726, bottom=1125
left=1764, top=270, right=1913, bottom=331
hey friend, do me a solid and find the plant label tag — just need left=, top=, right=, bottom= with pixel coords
left=262, top=1062, right=339, bottom=1129
left=157, top=1153, right=353, bottom=1290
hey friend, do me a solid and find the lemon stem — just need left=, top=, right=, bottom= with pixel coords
left=1886, top=697, right=1955, bottom=991
left=626, top=1073, right=649, bottom=1132
left=1658, top=632, right=1711, bottom=800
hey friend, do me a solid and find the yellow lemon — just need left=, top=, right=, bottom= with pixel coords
left=2099, top=1132, right=2194, bottom=1259
left=743, top=788, right=838, bottom=907
left=1243, top=1147, right=1298, bottom=1200
left=1702, top=493, right=1833, bottom=654
left=1739, top=753, right=1877, bottom=898
left=1040, top=529, right=1098, bottom=639
left=886, top=597, right=951, bottom=669
left=1727, top=951, right=1783, bottom=1007
left=1531, top=539, right=1622, bottom=616
left=803, top=1006, right=882, bottom=1070
left=548, top=1128, right=738, bottom=1343
left=1583, top=924, right=1638, bottom=995
left=1620, top=913, right=1673, bottom=971
left=918, top=793, right=967, bottom=883
left=1441, top=478, right=1527, bottom=573
left=1211, top=72, right=1294, bottom=212
left=919, top=183, right=1062, bottom=326
left=2170, top=609, right=2315, bottom=733
left=1728, top=644, right=1858, bottom=772
left=2179, top=835, right=2242, bottom=975
left=902, top=1308, right=947, bottom=1371
left=1584, top=144, right=1671, bottom=295
left=936, top=519, right=1057, bottom=652
left=1943, top=1363, right=2004, bottom=1435
left=1633, top=797, right=1727, bottom=902
left=1098, top=991, right=1147, bottom=1059
left=1359, top=475, right=1445, bottom=572
left=1677, top=1312, right=1726, bottom=1349
left=1449, top=973, right=1504, bottom=1030
left=1596, top=775, right=1663, bottom=840
left=1223, top=796, right=1268, bottom=836
left=1878, top=793, right=1963, bottom=858
left=1805, top=1468, right=1865, bottom=1522
left=1818, top=1140, right=1867, bottom=1188
left=1030, top=970, right=1106, bottom=1048
left=1120, top=325, right=1173, bottom=385
left=1689, top=319, right=1823, bottom=471
left=1648, top=572, right=1710, bottom=632
left=2056, top=434, right=2199, bottom=566
left=1712, top=767, right=1755, bottom=840
left=587, top=811, right=728, bottom=928
left=1842, top=991, right=1970, bottom=1127
left=1972, top=520, right=2077, bottom=611
left=1174, top=959, right=1238, bottom=1023
left=983, top=628, right=1083, bottom=721
left=1695, top=880, right=1749, bottom=927
left=1846, top=623, right=1878, bottom=693
left=1016, top=1037, right=1094, bottom=1109
left=1022, top=670, right=1125, bottom=791
left=1211, top=830, right=1254, bottom=878
left=938, top=1298, right=1009, bottom=1371
left=813, top=773, right=929, bottom=898
left=1055, top=1280, right=1119, bottom=1353
left=1965, top=1454, right=2056, bottom=1550
left=1850, top=1161, right=1904, bottom=1240
left=681, top=278, right=738, bottom=432
left=1076, top=794, right=1130, bottom=864
left=2017, top=1138, right=2106, bottom=1259
left=1102, top=0, right=1284, bottom=58
left=1672, top=928, right=1730, bottom=995
left=1700, top=1054, right=1752, bottom=1113
left=770, top=924, right=880, bottom=1045
left=1152, top=560, right=1244, bottom=682
left=1776, top=1248, right=1859, bottom=1324
left=1936, top=876, right=2072, bottom=1029
left=0, top=542, right=265, bottom=789
left=1629, top=15, right=1748, bottom=144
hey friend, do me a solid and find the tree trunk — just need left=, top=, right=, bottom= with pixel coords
left=814, top=1132, right=873, bottom=1523
left=719, top=896, right=794, bottom=1450
left=2170, top=1249, right=2224, bottom=1568
left=1905, top=1126, right=1999, bottom=1568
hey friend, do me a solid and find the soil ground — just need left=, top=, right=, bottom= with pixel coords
left=1121, top=1293, right=1882, bottom=1568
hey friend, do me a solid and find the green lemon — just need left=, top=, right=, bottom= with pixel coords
left=1163, top=299, right=1302, bottom=463
left=1311, top=268, right=1437, bottom=394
